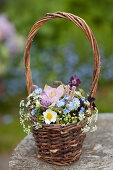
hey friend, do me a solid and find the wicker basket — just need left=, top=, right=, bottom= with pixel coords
left=23, top=12, right=100, bottom=166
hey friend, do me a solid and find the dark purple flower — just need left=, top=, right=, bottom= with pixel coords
left=69, top=75, right=81, bottom=89
left=87, top=96, right=95, bottom=103
left=92, top=102, right=96, bottom=109
left=87, top=96, right=96, bottom=110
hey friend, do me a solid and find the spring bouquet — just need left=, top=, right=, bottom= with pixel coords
left=20, top=12, right=100, bottom=165
left=20, top=75, right=98, bottom=134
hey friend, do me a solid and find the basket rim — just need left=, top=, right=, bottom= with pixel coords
left=31, top=117, right=87, bottom=130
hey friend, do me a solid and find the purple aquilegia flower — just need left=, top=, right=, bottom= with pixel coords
left=69, top=74, right=81, bottom=89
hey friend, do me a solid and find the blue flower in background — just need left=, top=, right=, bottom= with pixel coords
left=56, top=99, right=65, bottom=108
left=79, top=107, right=85, bottom=115
left=31, top=109, right=37, bottom=116
left=63, top=108, right=70, bottom=115
left=33, top=88, right=42, bottom=95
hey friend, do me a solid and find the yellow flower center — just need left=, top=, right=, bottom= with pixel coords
left=51, top=92, right=55, bottom=97
left=46, top=113, right=53, bottom=120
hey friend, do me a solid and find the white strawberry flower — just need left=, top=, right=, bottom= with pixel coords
left=43, top=109, right=57, bottom=124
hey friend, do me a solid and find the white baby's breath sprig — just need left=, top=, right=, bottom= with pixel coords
left=24, top=113, right=30, bottom=121
left=78, top=113, right=85, bottom=121
left=87, top=117, right=92, bottom=124
left=26, top=100, right=31, bottom=107
left=19, top=108, right=24, bottom=116
left=20, top=117, right=24, bottom=125
left=84, top=100, right=90, bottom=107
left=81, top=107, right=98, bottom=133
left=19, top=113, right=31, bottom=134
left=27, top=92, right=34, bottom=99
left=19, top=98, right=32, bottom=134
left=86, top=108, right=92, bottom=115
left=92, top=107, right=98, bottom=122
left=24, top=127, right=31, bottom=134
left=20, top=100, right=24, bottom=107
left=33, top=121, right=42, bottom=130
left=82, top=125, right=90, bottom=133
left=91, top=125, right=97, bottom=132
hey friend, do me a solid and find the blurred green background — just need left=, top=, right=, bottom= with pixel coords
left=0, top=0, right=113, bottom=156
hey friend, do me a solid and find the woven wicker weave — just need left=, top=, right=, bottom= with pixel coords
left=24, top=12, right=100, bottom=166
left=32, top=123, right=86, bottom=165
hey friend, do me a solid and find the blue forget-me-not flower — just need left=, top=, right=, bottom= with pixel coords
left=78, top=107, right=85, bottom=115
left=56, top=99, right=65, bottom=108
left=63, top=108, right=70, bottom=115
left=31, top=109, right=37, bottom=116
left=33, top=88, right=42, bottom=95
left=72, top=97, right=80, bottom=109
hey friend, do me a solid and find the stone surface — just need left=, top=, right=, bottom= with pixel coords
left=9, top=113, right=113, bottom=170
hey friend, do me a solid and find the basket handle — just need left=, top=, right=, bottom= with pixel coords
left=24, top=12, right=100, bottom=97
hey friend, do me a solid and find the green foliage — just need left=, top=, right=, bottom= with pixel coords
left=0, top=118, right=25, bottom=152
left=2, top=0, right=113, bottom=58
left=96, top=82, right=113, bottom=113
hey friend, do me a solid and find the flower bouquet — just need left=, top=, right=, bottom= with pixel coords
left=20, top=75, right=98, bottom=165
left=20, top=12, right=100, bottom=165
left=20, top=75, right=98, bottom=132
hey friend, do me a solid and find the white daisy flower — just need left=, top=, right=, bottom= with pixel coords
left=43, top=109, right=57, bottom=124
